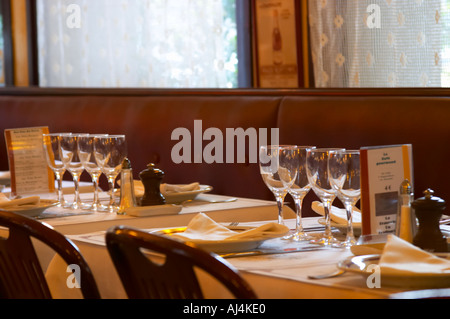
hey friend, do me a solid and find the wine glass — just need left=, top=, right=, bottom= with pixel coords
left=60, top=133, right=86, bottom=210
left=94, top=135, right=127, bottom=213
left=42, top=133, right=68, bottom=207
left=259, top=145, right=297, bottom=225
left=280, top=146, right=316, bottom=241
left=306, top=148, right=345, bottom=246
left=328, top=149, right=361, bottom=247
left=77, top=134, right=107, bottom=211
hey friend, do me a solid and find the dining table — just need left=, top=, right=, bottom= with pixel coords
left=45, top=215, right=450, bottom=300
left=1, top=184, right=449, bottom=300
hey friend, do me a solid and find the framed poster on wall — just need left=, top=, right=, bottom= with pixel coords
left=252, top=0, right=303, bottom=88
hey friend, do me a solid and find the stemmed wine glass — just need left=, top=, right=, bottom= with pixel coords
left=77, top=134, right=107, bottom=211
left=306, top=148, right=345, bottom=246
left=328, top=149, right=361, bottom=247
left=94, top=135, right=127, bottom=213
left=60, top=133, right=86, bottom=210
left=42, top=133, right=67, bottom=207
left=280, top=146, right=316, bottom=241
left=259, top=145, right=297, bottom=225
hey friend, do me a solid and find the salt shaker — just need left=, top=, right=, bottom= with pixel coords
left=139, top=163, right=166, bottom=206
left=118, top=158, right=137, bottom=215
left=411, top=189, right=447, bottom=252
left=395, top=179, right=416, bottom=242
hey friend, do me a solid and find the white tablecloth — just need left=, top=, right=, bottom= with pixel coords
left=45, top=217, right=411, bottom=299
left=0, top=190, right=295, bottom=273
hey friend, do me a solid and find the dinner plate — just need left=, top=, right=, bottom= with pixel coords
left=0, top=171, right=10, bottom=186
left=154, top=225, right=283, bottom=254
left=337, top=254, right=450, bottom=288
left=164, top=184, right=213, bottom=204
left=2, top=199, right=59, bottom=218
left=318, top=218, right=361, bottom=237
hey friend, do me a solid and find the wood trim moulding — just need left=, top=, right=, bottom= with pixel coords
left=1, top=87, right=450, bottom=97
left=10, top=0, right=29, bottom=86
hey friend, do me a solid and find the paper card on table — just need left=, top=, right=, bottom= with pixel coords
left=4, top=126, right=54, bottom=196
left=360, top=144, right=413, bottom=236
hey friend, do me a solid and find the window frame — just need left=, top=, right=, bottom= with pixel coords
left=1, top=0, right=15, bottom=86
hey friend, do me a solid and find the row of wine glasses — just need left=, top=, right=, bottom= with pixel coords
left=259, top=145, right=315, bottom=241
left=43, top=133, right=127, bottom=213
left=259, top=145, right=361, bottom=247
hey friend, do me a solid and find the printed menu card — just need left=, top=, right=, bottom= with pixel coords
left=360, top=144, right=413, bottom=235
left=4, top=126, right=54, bottom=196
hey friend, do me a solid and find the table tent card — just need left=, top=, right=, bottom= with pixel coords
left=4, top=126, right=54, bottom=196
left=360, top=144, right=413, bottom=235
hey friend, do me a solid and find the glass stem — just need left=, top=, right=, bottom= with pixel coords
left=275, top=194, right=286, bottom=225
left=345, top=202, right=355, bottom=243
left=107, top=175, right=117, bottom=211
left=72, top=172, right=81, bottom=209
left=323, top=199, right=333, bottom=240
left=294, top=197, right=304, bottom=235
left=91, top=173, right=100, bottom=209
left=54, top=171, right=65, bottom=205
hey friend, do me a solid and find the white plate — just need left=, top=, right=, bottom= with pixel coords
left=338, top=254, right=450, bottom=288
left=154, top=226, right=287, bottom=254
left=0, top=171, right=10, bottom=186
left=318, top=218, right=361, bottom=237
left=163, top=184, right=213, bottom=204
left=2, top=199, right=59, bottom=217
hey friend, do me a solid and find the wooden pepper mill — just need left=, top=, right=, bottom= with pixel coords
left=139, top=163, right=166, bottom=206
left=412, top=189, right=447, bottom=252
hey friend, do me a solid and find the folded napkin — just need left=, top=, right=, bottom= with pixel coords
left=0, top=193, right=40, bottom=208
left=379, top=235, right=450, bottom=276
left=160, top=182, right=200, bottom=194
left=311, top=201, right=361, bottom=227
left=171, top=213, right=289, bottom=242
left=131, top=180, right=200, bottom=197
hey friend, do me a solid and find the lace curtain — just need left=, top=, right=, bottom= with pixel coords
left=37, top=0, right=230, bottom=88
left=308, top=0, right=447, bottom=87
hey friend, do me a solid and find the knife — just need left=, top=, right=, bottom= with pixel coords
left=219, top=246, right=326, bottom=258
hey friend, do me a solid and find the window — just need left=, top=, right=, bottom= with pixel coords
left=308, top=0, right=450, bottom=87
left=36, top=0, right=241, bottom=88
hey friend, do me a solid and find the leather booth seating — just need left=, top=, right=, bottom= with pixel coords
left=0, top=88, right=449, bottom=217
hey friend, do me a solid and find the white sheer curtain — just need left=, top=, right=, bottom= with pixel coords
left=37, top=0, right=229, bottom=88
left=308, top=0, right=447, bottom=87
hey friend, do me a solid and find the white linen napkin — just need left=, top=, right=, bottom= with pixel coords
left=160, top=182, right=200, bottom=194
left=379, top=235, right=450, bottom=276
left=311, top=201, right=361, bottom=226
left=0, top=193, right=40, bottom=208
left=171, top=213, right=289, bottom=242
left=131, top=180, right=200, bottom=197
